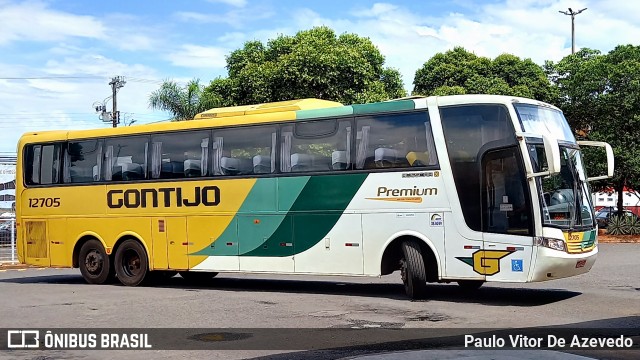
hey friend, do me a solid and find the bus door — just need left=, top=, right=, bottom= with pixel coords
left=481, top=147, right=534, bottom=281
left=152, top=217, right=188, bottom=270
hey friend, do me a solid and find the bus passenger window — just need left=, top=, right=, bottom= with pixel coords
left=25, top=143, right=62, bottom=186
left=355, top=112, right=436, bottom=170
left=281, top=119, right=351, bottom=173
left=65, top=140, right=102, bottom=183
left=150, top=130, right=211, bottom=179
left=103, top=136, right=149, bottom=181
left=213, top=125, right=276, bottom=176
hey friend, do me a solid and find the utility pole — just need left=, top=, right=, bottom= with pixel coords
left=108, top=76, right=126, bottom=127
left=559, top=7, right=587, bottom=54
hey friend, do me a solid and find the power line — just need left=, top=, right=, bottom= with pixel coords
left=0, top=76, right=105, bottom=80
left=0, top=113, right=167, bottom=119
left=0, top=75, right=169, bottom=84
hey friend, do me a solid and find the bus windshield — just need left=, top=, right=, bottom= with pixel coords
left=533, top=146, right=594, bottom=229
left=516, top=104, right=595, bottom=230
left=515, top=103, right=575, bottom=142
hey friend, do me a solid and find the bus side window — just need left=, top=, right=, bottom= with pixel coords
left=27, top=145, right=42, bottom=185
left=150, top=130, right=211, bottom=179
left=103, top=136, right=149, bottom=181
left=213, top=125, right=277, bottom=176
left=25, top=143, right=62, bottom=186
left=355, top=112, right=436, bottom=170
left=440, top=104, right=516, bottom=232
left=282, top=119, right=351, bottom=173
left=64, top=140, right=102, bottom=183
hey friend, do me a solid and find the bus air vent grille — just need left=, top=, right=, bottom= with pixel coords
left=26, top=221, right=48, bottom=258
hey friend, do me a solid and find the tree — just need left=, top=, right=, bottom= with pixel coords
left=545, top=46, right=640, bottom=215
left=205, top=26, right=406, bottom=106
left=413, top=47, right=556, bottom=102
left=149, top=79, right=222, bottom=120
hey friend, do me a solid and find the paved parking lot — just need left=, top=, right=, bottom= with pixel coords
left=0, top=244, right=638, bottom=359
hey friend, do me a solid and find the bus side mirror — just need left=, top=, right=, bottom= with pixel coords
left=517, top=132, right=561, bottom=179
left=577, top=140, right=615, bottom=181
left=542, top=133, right=561, bottom=175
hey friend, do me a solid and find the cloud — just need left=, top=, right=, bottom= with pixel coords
left=165, top=45, right=229, bottom=70
left=0, top=54, right=167, bottom=152
left=174, top=5, right=275, bottom=28
left=0, top=1, right=106, bottom=45
left=206, top=0, right=247, bottom=7
left=289, top=1, right=640, bottom=91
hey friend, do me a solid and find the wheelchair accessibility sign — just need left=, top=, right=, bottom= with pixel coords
left=511, top=259, right=523, bottom=272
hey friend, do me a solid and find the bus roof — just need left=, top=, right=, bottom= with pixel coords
left=17, top=94, right=558, bottom=147
left=193, top=98, right=343, bottom=119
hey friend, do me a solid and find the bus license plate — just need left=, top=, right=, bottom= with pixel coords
left=576, top=260, right=586, bottom=268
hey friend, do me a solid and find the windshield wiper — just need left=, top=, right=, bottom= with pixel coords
left=568, top=151, right=583, bottom=230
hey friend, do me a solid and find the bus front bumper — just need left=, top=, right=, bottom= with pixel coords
left=529, top=246, right=598, bottom=282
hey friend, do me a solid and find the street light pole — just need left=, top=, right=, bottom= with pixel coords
left=559, top=7, right=587, bottom=54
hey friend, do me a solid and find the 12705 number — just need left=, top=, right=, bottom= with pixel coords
left=28, top=197, right=61, bottom=208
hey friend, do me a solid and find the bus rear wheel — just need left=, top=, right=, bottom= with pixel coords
left=79, top=239, right=112, bottom=284
left=400, top=239, right=428, bottom=300
left=114, top=239, right=148, bottom=286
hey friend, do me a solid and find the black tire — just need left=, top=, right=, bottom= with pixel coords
left=457, top=280, right=484, bottom=291
left=114, top=239, right=148, bottom=286
left=400, top=239, right=428, bottom=300
left=78, top=239, right=112, bottom=284
left=179, top=271, right=218, bottom=283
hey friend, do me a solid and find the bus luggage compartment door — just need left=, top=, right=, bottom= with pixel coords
left=155, top=217, right=189, bottom=271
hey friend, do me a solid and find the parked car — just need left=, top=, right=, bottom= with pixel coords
left=595, top=207, right=638, bottom=228
left=0, top=221, right=16, bottom=246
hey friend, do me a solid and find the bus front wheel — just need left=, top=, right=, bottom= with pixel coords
left=400, top=239, right=428, bottom=300
left=78, top=239, right=112, bottom=284
left=114, top=239, right=148, bottom=286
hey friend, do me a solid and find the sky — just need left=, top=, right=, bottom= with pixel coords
left=1, top=0, right=639, bottom=153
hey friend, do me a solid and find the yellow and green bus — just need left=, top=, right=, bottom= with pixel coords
left=16, top=95, right=613, bottom=299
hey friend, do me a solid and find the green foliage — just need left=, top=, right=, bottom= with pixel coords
left=627, top=215, right=640, bottom=236
left=413, top=47, right=556, bottom=102
left=546, top=45, right=640, bottom=206
left=606, top=215, right=640, bottom=235
left=606, top=215, right=628, bottom=235
left=148, top=79, right=222, bottom=120
left=204, top=26, right=406, bottom=106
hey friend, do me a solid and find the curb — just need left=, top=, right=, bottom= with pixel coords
left=0, top=263, right=31, bottom=270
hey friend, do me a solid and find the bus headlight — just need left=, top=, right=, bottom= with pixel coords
left=535, top=237, right=566, bottom=252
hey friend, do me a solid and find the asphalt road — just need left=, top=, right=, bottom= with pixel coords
left=0, top=244, right=638, bottom=360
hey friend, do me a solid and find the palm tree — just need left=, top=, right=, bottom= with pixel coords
left=148, top=79, right=221, bottom=120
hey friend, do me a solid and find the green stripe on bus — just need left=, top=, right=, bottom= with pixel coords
left=242, top=173, right=368, bottom=256
left=192, top=177, right=310, bottom=256
left=351, top=100, right=415, bottom=115
left=295, top=106, right=353, bottom=120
